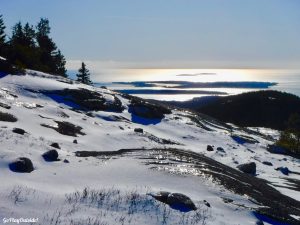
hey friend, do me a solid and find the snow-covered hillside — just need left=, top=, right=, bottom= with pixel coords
left=0, top=71, right=299, bottom=225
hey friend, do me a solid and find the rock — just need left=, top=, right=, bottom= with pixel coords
left=50, top=142, right=60, bottom=149
left=63, top=159, right=70, bottom=163
left=222, top=198, right=233, bottom=203
left=256, top=220, right=264, bottom=225
left=42, top=150, right=59, bottom=161
left=167, top=193, right=197, bottom=212
left=44, top=88, right=124, bottom=112
left=237, top=162, right=256, bottom=175
left=150, top=191, right=171, bottom=203
left=149, top=191, right=197, bottom=212
left=129, top=97, right=171, bottom=119
left=275, top=167, right=290, bottom=175
left=0, top=102, right=11, bottom=109
left=134, top=128, right=143, bottom=133
left=231, top=135, right=259, bottom=144
left=262, top=161, right=273, bottom=166
left=9, top=157, right=34, bottom=173
left=207, top=145, right=214, bottom=151
left=73, top=139, right=78, bottom=144
left=12, top=128, right=26, bottom=135
left=203, top=200, right=211, bottom=207
left=55, top=121, right=84, bottom=136
left=216, top=147, right=225, bottom=152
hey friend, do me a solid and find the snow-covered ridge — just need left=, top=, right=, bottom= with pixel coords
left=0, top=72, right=299, bottom=225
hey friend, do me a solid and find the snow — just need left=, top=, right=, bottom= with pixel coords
left=0, top=55, right=6, bottom=61
left=0, top=72, right=299, bottom=224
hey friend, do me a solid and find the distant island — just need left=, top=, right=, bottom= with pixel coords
left=117, top=89, right=227, bottom=95
left=113, top=81, right=278, bottom=89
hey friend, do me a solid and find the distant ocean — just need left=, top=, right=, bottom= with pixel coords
left=89, top=69, right=300, bottom=101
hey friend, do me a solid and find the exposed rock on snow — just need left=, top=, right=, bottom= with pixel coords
left=0, top=102, right=11, bottom=109
left=262, top=161, right=273, bottom=166
left=0, top=111, right=17, bottom=122
left=207, top=145, right=214, bottom=151
left=42, top=149, right=59, bottom=162
left=134, top=128, right=143, bottom=133
left=41, top=121, right=85, bottom=136
left=44, top=88, right=124, bottom=112
left=128, top=97, right=171, bottom=120
left=275, top=167, right=291, bottom=176
left=237, top=162, right=256, bottom=175
left=50, top=142, right=60, bottom=149
left=9, top=157, right=34, bottom=173
left=231, top=134, right=259, bottom=144
left=12, top=127, right=26, bottom=135
left=149, top=191, right=197, bottom=212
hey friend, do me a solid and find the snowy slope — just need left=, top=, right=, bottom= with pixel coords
left=0, top=72, right=299, bottom=225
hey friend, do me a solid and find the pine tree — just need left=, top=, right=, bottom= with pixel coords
left=23, top=23, right=36, bottom=47
left=76, top=62, right=92, bottom=85
left=53, top=50, right=67, bottom=77
left=36, top=18, right=66, bottom=76
left=0, top=15, right=6, bottom=56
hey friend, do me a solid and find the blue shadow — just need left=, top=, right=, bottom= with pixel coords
left=253, top=212, right=293, bottom=225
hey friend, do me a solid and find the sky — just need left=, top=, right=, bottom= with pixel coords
left=1, top=0, right=300, bottom=69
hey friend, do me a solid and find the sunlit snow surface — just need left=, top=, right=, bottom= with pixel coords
left=0, top=72, right=299, bottom=225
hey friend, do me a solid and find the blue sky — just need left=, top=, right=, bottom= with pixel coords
left=1, top=0, right=300, bottom=68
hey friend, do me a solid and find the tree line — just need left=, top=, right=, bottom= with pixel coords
left=0, top=15, right=66, bottom=77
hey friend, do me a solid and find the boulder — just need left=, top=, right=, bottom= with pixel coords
left=275, top=167, right=290, bottom=175
left=134, top=128, right=143, bottom=133
left=237, top=162, right=256, bottom=175
left=63, top=159, right=70, bottom=163
left=50, top=142, right=60, bottom=149
left=207, top=145, right=214, bottom=151
left=9, top=157, right=34, bottom=173
left=149, top=191, right=197, bottom=212
left=262, top=161, right=273, bottom=166
left=42, top=150, right=59, bottom=161
left=167, top=193, right=197, bottom=212
left=216, top=147, right=225, bottom=152
left=12, top=128, right=26, bottom=135
left=73, top=139, right=78, bottom=144
left=203, top=200, right=211, bottom=207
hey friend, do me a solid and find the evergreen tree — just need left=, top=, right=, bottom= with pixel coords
left=23, top=23, right=36, bottom=47
left=36, top=18, right=66, bottom=76
left=76, top=62, right=92, bottom=85
left=9, top=22, right=37, bottom=69
left=277, top=113, right=300, bottom=154
left=53, top=50, right=67, bottom=77
left=0, top=15, right=7, bottom=56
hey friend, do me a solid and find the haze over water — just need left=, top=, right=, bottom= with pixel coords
left=90, top=68, right=300, bottom=101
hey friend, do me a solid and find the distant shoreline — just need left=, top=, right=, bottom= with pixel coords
left=111, top=81, right=278, bottom=89
left=115, top=89, right=228, bottom=95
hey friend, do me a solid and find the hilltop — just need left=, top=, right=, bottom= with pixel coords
left=0, top=71, right=299, bottom=225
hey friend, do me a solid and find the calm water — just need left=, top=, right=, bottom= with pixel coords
left=91, top=69, right=300, bottom=101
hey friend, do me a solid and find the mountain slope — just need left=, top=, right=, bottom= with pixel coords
left=0, top=71, right=299, bottom=225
